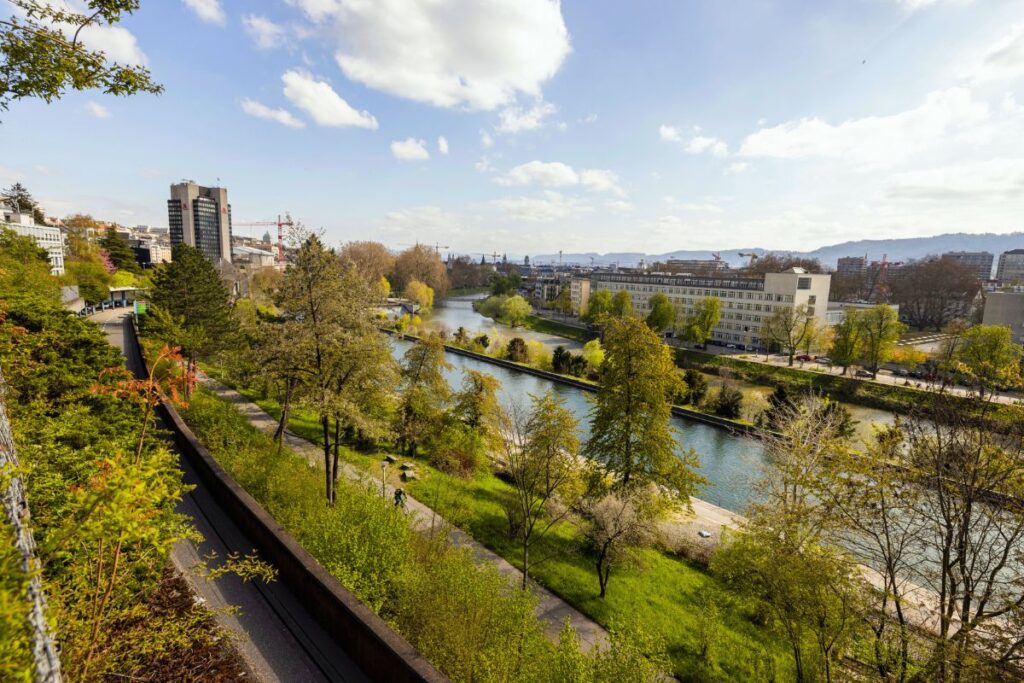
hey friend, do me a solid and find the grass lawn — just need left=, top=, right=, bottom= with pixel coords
left=522, top=315, right=596, bottom=343
left=203, top=368, right=794, bottom=681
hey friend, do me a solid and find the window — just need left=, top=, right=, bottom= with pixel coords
left=808, top=295, right=817, bottom=305
left=797, top=277, right=812, bottom=290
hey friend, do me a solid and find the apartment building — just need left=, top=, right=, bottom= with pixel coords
left=586, top=268, right=831, bottom=350
left=836, top=256, right=867, bottom=278
left=2, top=207, right=66, bottom=275
left=569, top=277, right=591, bottom=315
left=942, top=251, right=994, bottom=282
left=982, top=290, right=1024, bottom=344
left=996, top=249, right=1024, bottom=284
left=167, top=181, right=233, bottom=264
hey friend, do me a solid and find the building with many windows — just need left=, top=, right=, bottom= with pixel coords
left=569, top=277, right=591, bottom=315
left=836, top=256, right=867, bottom=278
left=942, top=251, right=994, bottom=282
left=2, top=206, right=65, bottom=275
left=583, top=268, right=831, bottom=350
left=167, top=181, right=233, bottom=264
left=982, top=290, right=1024, bottom=344
left=996, top=249, right=1024, bottom=285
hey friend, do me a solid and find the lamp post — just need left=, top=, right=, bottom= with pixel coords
left=380, top=459, right=388, bottom=499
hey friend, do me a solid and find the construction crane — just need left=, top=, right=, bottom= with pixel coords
left=233, top=214, right=294, bottom=270
left=737, top=252, right=759, bottom=268
left=866, top=253, right=890, bottom=302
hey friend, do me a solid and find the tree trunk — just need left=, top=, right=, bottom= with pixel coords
left=521, top=538, right=529, bottom=590
left=331, top=418, right=341, bottom=501
left=274, top=378, right=294, bottom=447
left=321, top=415, right=333, bottom=504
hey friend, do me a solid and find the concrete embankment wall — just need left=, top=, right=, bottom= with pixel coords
left=386, top=330, right=762, bottom=437
left=129, top=321, right=448, bottom=683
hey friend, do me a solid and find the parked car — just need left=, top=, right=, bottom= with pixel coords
left=892, top=368, right=909, bottom=377
left=855, top=369, right=874, bottom=378
left=693, top=343, right=707, bottom=350
left=795, top=354, right=812, bottom=362
left=725, top=343, right=737, bottom=349
left=816, top=357, right=832, bottom=365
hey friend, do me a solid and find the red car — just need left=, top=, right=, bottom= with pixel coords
left=794, top=354, right=813, bottom=362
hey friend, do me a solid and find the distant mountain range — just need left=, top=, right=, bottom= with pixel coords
left=533, top=232, right=1024, bottom=269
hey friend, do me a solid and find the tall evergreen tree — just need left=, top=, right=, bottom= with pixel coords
left=99, top=227, right=140, bottom=273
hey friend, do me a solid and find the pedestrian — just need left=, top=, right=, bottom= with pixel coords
left=393, top=488, right=406, bottom=509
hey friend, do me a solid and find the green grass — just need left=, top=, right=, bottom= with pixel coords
left=205, top=369, right=794, bottom=681
left=522, top=315, right=596, bottom=343
left=446, top=286, right=490, bottom=297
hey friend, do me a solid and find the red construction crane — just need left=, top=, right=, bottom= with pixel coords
left=233, top=214, right=294, bottom=270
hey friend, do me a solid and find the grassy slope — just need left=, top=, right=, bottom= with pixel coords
left=206, top=370, right=792, bottom=681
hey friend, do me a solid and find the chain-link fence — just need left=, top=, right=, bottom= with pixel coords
left=0, top=368, right=62, bottom=682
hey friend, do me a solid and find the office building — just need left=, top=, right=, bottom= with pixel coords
left=836, top=256, right=867, bottom=278
left=167, top=181, right=233, bottom=264
left=583, top=268, right=831, bottom=350
left=996, top=249, right=1024, bottom=285
left=942, top=251, right=994, bottom=281
left=569, top=277, right=591, bottom=315
left=982, top=290, right=1024, bottom=344
left=661, top=259, right=729, bottom=274
left=2, top=206, right=65, bottom=275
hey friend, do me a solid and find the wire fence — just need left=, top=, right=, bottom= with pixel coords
left=0, top=368, right=62, bottom=682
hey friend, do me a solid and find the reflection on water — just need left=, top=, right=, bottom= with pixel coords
left=422, top=296, right=584, bottom=351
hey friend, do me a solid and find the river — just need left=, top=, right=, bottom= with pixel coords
left=421, top=295, right=584, bottom=351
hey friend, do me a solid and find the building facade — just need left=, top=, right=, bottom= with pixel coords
left=2, top=209, right=66, bottom=275
left=996, top=249, right=1024, bottom=284
left=982, top=291, right=1024, bottom=344
left=167, top=181, right=233, bottom=264
left=587, top=268, right=831, bottom=350
left=569, top=277, right=591, bottom=315
left=836, top=256, right=867, bottom=278
left=942, top=251, right=994, bottom=281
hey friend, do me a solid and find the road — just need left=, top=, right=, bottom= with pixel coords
left=92, top=309, right=368, bottom=683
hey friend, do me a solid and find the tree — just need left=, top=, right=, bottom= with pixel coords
left=452, top=369, right=502, bottom=449
left=710, top=384, right=743, bottom=419
left=500, top=295, right=532, bottom=327
left=680, top=369, right=708, bottom=407
left=585, top=316, right=703, bottom=498
left=577, top=486, right=660, bottom=599
left=580, top=339, right=604, bottom=371
left=65, top=257, right=111, bottom=304
left=582, top=289, right=612, bottom=323
left=0, top=1, right=162, bottom=111
left=859, top=304, right=904, bottom=378
left=828, top=309, right=863, bottom=375
left=490, top=270, right=521, bottom=296
left=98, top=227, right=140, bottom=273
left=682, top=296, right=721, bottom=346
left=393, top=244, right=449, bottom=297
left=954, top=324, right=1023, bottom=399
left=610, top=290, right=632, bottom=318
left=396, top=335, right=451, bottom=457
left=889, top=257, right=979, bottom=331
left=0, top=225, right=46, bottom=263
left=556, top=286, right=572, bottom=318
left=506, top=337, right=528, bottom=363
left=149, top=244, right=234, bottom=388
left=644, top=292, right=675, bottom=332
left=404, top=279, right=435, bottom=314
left=500, top=393, right=587, bottom=588
left=1, top=182, right=35, bottom=212
left=763, top=303, right=815, bottom=366
left=339, top=240, right=395, bottom=283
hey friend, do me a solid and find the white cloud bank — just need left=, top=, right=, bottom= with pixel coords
left=287, top=0, right=571, bottom=110
left=391, top=138, right=430, bottom=161
left=243, top=15, right=288, bottom=49
left=241, top=98, right=305, bottom=128
left=182, top=0, right=225, bottom=26
left=496, top=160, right=624, bottom=196
left=281, top=70, right=378, bottom=129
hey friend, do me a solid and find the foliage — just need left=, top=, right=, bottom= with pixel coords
left=890, top=256, right=980, bottom=331
left=680, top=296, right=721, bottom=345
left=98, top=227, right=139, bottom=274
left=581, top=339, right=604, bottom=370
left=339, top=240, right=396, bottom=284
left=610, top=290, right=633, bottom=318
left=576, top=486, right=661, bottom=599
left=954, top=323, right=1022, bottom=398
left=858, top=304, right=904, bottom=377
left=506, top=336, right=529, bottom=363
left=0, top=1, right=162, bottom=111
left=763, top=303, right=815, bottom=366
left=828, top=309, right=863, bottom=375
left=644, top=292, right=675, bottom=332
left=552, top=345, right=588, bottom=377
left=586, top=316, right=703, bottom=499
left=65, top=257, right=111, bottom=305
left=396, top=335, right=451, bottom=457
left=500, top=294, right=533, bottom=327
left=404, top=278, right=435, bottom=314
left=0, top=226, right=57, bottom=299
left=710, top=383, right=743, bottom=419
left=490, top=270, right=521, bottom=296
left=679, top=369, right=708, bottom=407
left=393, top=244, right=449, bottom=297
left=582, top=289, right=612, bottom=323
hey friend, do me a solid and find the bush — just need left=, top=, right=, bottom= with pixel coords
left=506, top=337, right=528, bottom=363
left=681, top=369, right=709, bottom=407
left=426, top=421, right=486, bottom=477
left=711, top=384, right=744, bottom=419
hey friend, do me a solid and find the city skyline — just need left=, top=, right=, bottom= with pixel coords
left=2, top=0, right=1023, bottom=255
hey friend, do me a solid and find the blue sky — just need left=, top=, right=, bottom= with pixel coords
left=3, top=0, right=1024, bottom=257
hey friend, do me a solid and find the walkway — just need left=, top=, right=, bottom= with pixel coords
left=94, top=310, right=368, bottom=683
left=201, top=377, right=613, bottom=652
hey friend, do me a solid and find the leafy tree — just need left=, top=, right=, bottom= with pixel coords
left=0, top=227, right=55, bottom=298
left=1, top=182, right=35, bottom=212
left=499, top=294, right=532, bottom=327
left=98, top=227, right=140, bottom=273
left=404, top=278, right=435, bottom=314
left=644, top=292, right=675, bottom=332
left=858, top=304, right=904, bottom=378
left=582, top=289, right=612, bottom=323
left=452, top=369, right=502, bottom=448
left=890, top=257, right=979, bottom=331
left=150, top=244, right=234, bottom=390
left=396, top=335, right=451, bottom=457
left=955, top=324, right=1023, bottom=399
left=681, top=296, right=721, bottom=346
left=763, top=303, right=815, bottom=366
left=490, top=270, right=521, bottom=296
left=0, top=1, right=162, bottom=111
left=585, top=316, right=703, bottom=498
left=0, top=225, right=46, bottom=263
left=680, top=368, right=708, bottom=406
left=500, top=393, right=587, bottom=588
left=339, top=240, right=395, bottom=283
left=65, top=257, right=111, bottom=304
left=577, top=485, right=660, bottom=599
left=393, top=244, right=449, bottom=297
left=506, top=336, right=528, bottom=363
left=610, top=289, right=633, bottom=318
left=581, top=339, right=604, bottom=371
left=556, top=285, right=572, bottom=317
left=828, top=309, right=863, bottom=375
left=551, top=345, right=572, bottom=374
left=711, top=383, right=743, bottom=419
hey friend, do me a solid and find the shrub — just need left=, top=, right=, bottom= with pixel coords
left=506, top=337, right=528, bottom=363
left=711, top=384, right=744, bottom=419
left=426, top=421, right=486, bottom=477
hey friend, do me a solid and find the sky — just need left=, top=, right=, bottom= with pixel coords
left=3, top=0, right=1024, bottom=258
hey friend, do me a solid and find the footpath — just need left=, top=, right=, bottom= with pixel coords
left=201, top=377, right=614, bottom=652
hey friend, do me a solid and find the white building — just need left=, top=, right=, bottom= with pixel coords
left=2, top=208, right=66, bottom=275
left=586, top=268, right=831, bottom=351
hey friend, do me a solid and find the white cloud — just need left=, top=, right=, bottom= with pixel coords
left=438, top=136, right=449, bottom=155
left=966, top=23, right=1024, bottom=84
left=738, top=87, right=989, bottom=166
left=579, top=113, right=598, bottom=124
left=75, top=24, right=147, bottom=65
left=391, top=138, right=430, bottom=161
left=480, top=130, right=494, bottom=148
left=685, top=135, right=729, bottom=158
left=885, top=159, right=1024, bottom=201
left=183, top=0, right=225, bottom=26
left=243, top=15, right=287, bottom=49
left=240, top=98, right=306, bottom=128
left=496, top=100, right=558, bottom=133
left=580, top=169, right=625, bottom=197
left=84, top=102, right=110, bottom=119
left=474, top=157, right=494, bottom=173
left=491, top=191, right=593, bottom=222
left=281, top=70, right=378, bottom=129
left=290, top=0, right=571, bottom=110
left=497, top=160, right=578, bottom=187
left=659, top=124, right=682, bottom=142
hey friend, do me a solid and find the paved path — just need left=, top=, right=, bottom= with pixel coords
left=201, top=377, right=613, bottom=652
left=93, top=310, right=368, bottom=683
